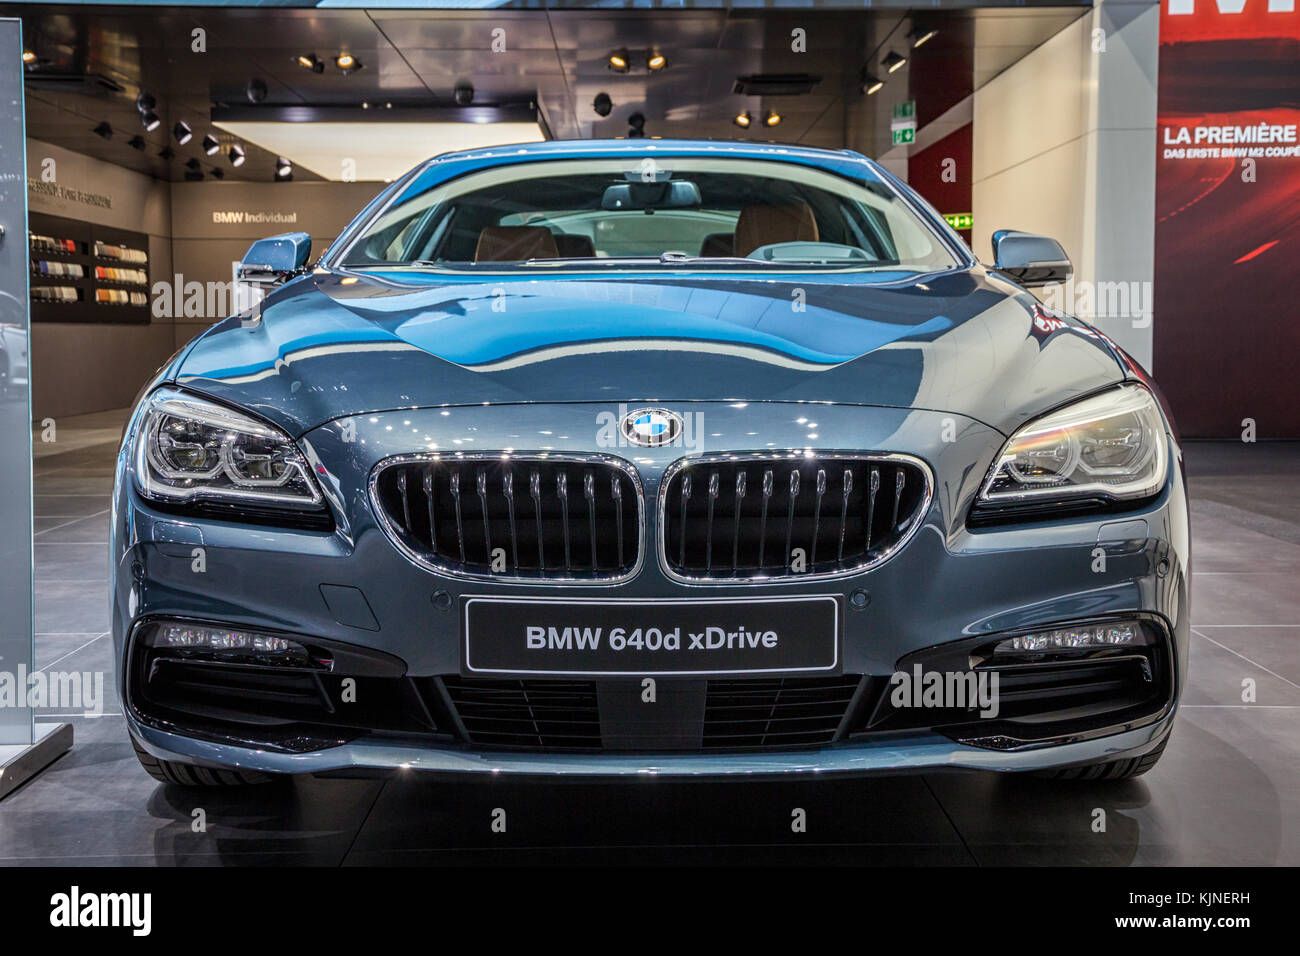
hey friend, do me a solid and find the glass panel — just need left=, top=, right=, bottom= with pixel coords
left=0, top=18, right=34, bottom=745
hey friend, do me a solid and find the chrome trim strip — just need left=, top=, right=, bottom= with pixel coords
left=368, top=451, right=645, bottom=586
left=655, top=450, right=934, bottom=586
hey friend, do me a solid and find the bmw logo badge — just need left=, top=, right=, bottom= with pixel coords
left=620, top=407, right=684, bottom=448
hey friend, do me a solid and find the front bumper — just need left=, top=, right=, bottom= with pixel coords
left=112, top=400, right=1190, bottom=778
left=127, top=708, right=1176, bottom=779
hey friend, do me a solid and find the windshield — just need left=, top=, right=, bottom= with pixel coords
left=337, top=157, right=959, bottom=273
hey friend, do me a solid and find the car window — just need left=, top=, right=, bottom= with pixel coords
left=339, top=157, right=958, bottom=273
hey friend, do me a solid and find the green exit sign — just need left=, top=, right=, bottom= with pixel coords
left=944, top=213, right=973, bottom=230
left=890, top=100, right=917, bottom=146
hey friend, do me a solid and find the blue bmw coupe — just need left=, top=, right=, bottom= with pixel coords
left=112, top=140, right=1188, bottom=785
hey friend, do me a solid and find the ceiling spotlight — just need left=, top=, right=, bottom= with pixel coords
left=861, top=72, right=885, bottom=96
left=22, top=50, right=36, bottom=64
left=297, top=53, right=324, bottom=73
left=140, top=110, right=161, bottom=132
left=627, top=111, right=646, bottom=139
left=135, top=91, right=156, bottom=113
left=335, top=52, right=363, bottom=74
left=185, top=158, right=201, bottom=171
left=275, top=157, right=292, bottom=179
left=210, top=168, right=224, bottom=180
left=93, top=121, right=113, bottom=140
left=764, top=110, right=782, bottom=128
left=202, top=133, right=220, bottom=156
left=173, top=120, right=192, bottom=145
left=646, top=50, right=667, bottom=71
left=882, top=50, right=907, bottom=74
left=453, top=83, right=474, bottom=107
left=607, top=48, right=630, bottom=73
left=246, top=78, right=268, bottom=104
left=909, top=27, right=939, bottom=49
left=733, top=110, right=752, bottom=129
left=159, top=146, right=175, bottom=161
left=228, top=145, right=246, bottom=167
left=593, top=92, right=613, bottom=117
left=127, top=135, right=146, bottom=151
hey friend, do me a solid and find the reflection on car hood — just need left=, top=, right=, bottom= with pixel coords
left=174, top=268, right=1124, bottom=437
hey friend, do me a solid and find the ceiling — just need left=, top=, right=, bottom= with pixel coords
left=212, top=118, right=547, bottom=182
left=6, top=3, right=1089, bottom=183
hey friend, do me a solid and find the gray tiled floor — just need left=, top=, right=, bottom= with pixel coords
left=3, top=412, right=1297, bottom=865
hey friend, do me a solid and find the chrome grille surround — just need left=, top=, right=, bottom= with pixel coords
left=369, top=452, right=645, bottom=585
left=655, top=450, right=934, bottom=585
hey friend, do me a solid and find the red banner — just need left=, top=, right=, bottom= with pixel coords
left=1153, top=0, right=1300, bottom=437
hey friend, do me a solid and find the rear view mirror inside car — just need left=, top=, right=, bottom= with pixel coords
left=602, top=180, right=702, bottom=211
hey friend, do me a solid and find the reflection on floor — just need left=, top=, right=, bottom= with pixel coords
left=3, top=408, right=1296, bottom=865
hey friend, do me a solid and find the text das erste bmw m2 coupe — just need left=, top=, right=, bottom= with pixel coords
left=112, top=140, right=1187, bottom=787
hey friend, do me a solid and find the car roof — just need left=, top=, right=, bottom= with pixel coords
left=385, top=138, right=885, bottom=206
left=422, top=137, right=870, bottom=166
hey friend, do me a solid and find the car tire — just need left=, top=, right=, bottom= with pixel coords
left=1038, top=733, right=1169, bottom=781
left=131, top=734, right=275, bottom=787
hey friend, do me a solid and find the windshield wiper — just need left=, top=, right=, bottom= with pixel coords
left=395, top=255, right=861, bottom=270
left=658, top=252, right=792, bottom=266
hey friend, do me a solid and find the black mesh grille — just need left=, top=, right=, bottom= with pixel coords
left=663, top=455, right=928, bottom=579
left=703, top=676, right=864, bottom=749
left=374, top=456, right=639, bottom=579
left=440, top=676, right=602, bottom=750
left=438, top=675, right=863, bottom=752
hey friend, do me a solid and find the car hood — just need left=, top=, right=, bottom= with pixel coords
left=174, top=267, right=1124, bottom=437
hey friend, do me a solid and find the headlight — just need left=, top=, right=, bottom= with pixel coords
left=134, top=388, right=324, bottom=512
left=975, top=384, right=1168, bottom=515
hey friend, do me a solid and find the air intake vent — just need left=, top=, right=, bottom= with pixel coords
left=660, top=453, right=930, bottom=581
left=441, top=677, right=602, bottom=750
left=703, top=676, right=864, bottom=749
left=372, top=454, right=642, bottom=582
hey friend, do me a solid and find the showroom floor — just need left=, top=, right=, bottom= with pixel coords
left=2, top=409, right=1296, bottom=865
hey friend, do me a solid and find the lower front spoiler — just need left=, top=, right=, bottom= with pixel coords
left=126, top=708, right=1175, bottom=781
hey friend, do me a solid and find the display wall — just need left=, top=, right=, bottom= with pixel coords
left=29, top=211, right=151, bottom=324
left=26, top=138, right=174, bottom=420
left=1153, top=1, right=1300, bottom=438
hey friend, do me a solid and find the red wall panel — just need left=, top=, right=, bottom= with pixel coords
left=1154, top=3, right=1300, bottom=437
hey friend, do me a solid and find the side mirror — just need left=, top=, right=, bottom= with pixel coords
left=991, top=230, right=1072, bottom=287
left=237, top=232, right=312, bottom=287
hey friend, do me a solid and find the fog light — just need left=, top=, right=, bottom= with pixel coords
left=994, top=621, right=1146, bottom=655
left=146, top=622, right=316, bottom=667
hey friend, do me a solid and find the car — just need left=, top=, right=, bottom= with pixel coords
left=0, top=291, right=29, bottom=398
left=111, top=139, right=1187, bottom=787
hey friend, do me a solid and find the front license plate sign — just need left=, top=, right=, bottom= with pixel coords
left=462, top=595, right=840, bottom=676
